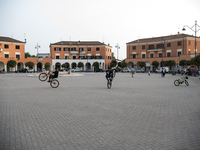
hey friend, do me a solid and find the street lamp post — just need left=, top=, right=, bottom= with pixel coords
left=35, top=43, right=40, bottom=72
left=115, top=43, right=120, bottom=60
left=182, top=20, right=200, bottom=76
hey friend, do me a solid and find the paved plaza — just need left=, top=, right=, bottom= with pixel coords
left=0, top=72, right=200, bottom=150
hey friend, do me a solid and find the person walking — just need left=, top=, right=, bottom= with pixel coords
left=131, top=67, right=135, bottom=77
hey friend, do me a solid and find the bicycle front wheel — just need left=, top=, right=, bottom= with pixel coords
left=107, top=79, right=112, bottom=89
left=185, top=80, right=189, bottom=86
left=174, top=80, right=180, bottom=86
left=39, top=73, right=48, bottom=81
left=50, top=79, right=59, bottom=88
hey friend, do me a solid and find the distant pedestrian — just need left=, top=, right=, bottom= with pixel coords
left=163, top=68, right=166, bottom=77
left=148, top=70, right=150, bottom=76
left=131, top=67, right=135, bottom=77
left=161, top=68, right=164, bottom=77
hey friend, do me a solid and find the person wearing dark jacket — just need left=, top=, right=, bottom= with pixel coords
left=48, top=68, right=59, bottom=82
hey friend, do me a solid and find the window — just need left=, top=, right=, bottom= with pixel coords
left=95, top=56, right=102, bottom=59
left=96, top=47, right=100, bottom=51
left=148, top=45, right=154, bottom=49
left=54, top=47, right=61, bottom=51
left=65, top=55, right=69, bottom=59
left=132, top=46, right=136, bottom=50
left=16, top=45, right=20, bottom=49
left=178, top=51, right=181, bottom=56
left=16, top=54, right=20, bottom=59
left=150, top=53, right=154, bottom=58
left=73, top=56, right=76, bottom=59
left=177, top=41, right=182, bottom=46
left=157, top=44, right=164, bottom=49
left=132, top=54, right=136, bottom=58
left=167, top=52, right=171, bottom=57
left=79, top=48, right=84, bottom=52
left=167, top=43, right=171, bottom=47
left=159, top=53, right=162, bottom=57
left=87, top=56, right=91, bottom=59
left=71, top=48, right=76, bottom=51
left=4, top=44, right=9, bottom=49
left=142, top=54, right=145, bottom=58
left=56, top=55, right=60, bottom=59
left=87, top=47, right=91, bottom=51
left=5, top=54, right=9, bottom=58
left=79, top=56, right=85, bottom=59
left=188, top=41, right=191, bottom=46
left=142, top=45, right=145, bottom=49
left=64, top=48, right=70, bottom=51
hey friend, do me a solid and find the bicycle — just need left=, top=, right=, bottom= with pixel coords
left=105, top=72, right=114, bottom=89
left=174, top=76, right=189, bottom=86
left=39, top=71, right=59, bottom=88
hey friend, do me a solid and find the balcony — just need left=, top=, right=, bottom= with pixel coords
left=147, top=48, right=163, bottom=52
left=70, top=50, right=78, bottom=54
left=79, top=50, right=85, bottom=54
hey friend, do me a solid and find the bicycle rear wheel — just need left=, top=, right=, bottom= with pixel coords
left=174, top=80, right=180, bottom=86
left=185, top=80, right=189, bottom=86
left=107, top=79, right=112, bottom=89
left=50, top=79, right=59, bottom=88
left=39, top=73, right=48, bottom=81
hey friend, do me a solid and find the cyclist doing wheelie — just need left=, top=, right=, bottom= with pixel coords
left=48, top=68, right=59, bottom=82
left=105, top=67, right=115, bottom=89
left=106, top=67, right=114, bottom=79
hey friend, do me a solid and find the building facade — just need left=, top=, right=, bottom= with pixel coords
left=0, top=36, right=52, bottom=72
left=50, top=41, right=112, bottom=70
left=125, top=34, right=200, bottom=71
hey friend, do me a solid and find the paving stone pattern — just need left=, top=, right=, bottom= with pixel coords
left=0, top=73, right=200, bottom=150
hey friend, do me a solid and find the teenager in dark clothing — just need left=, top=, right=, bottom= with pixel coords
left=48, top=68, right=59, bottom=82
left=106, top=67, right=114, bottom=79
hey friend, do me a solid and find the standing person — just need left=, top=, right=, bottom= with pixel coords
left=131, top=67, right=135, bottom=77
left=163, top=68, right=166, bottom=77
left=161, top=68, right=163, bottom=77
left=148, top=70, right=150, bottom=76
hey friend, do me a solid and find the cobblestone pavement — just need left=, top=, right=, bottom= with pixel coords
left=0, top=72, right=200, bottom=150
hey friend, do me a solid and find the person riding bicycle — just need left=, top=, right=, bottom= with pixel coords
left=106, top=67, right=114, bottom=80
left=48, top=68, right=59, bottom=82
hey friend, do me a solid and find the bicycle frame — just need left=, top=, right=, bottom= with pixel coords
left=178, top=77, right=186, bottom=83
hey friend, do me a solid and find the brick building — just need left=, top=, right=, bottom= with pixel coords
left=125, top=34, right=200, bottom=71
left=50, top=41, right=112, bottom=70
left=0, top=36, right=51, bottom=72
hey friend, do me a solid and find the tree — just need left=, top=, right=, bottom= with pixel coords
left=25, top=52, right=31, bottom=58
left=78, top=62, right=84, bottom=68
left=118, top=62, right=122, bottom=68
left=191, top=54, right=200, bottom=67
left=93, top=62, right=99, bottom=69
left=152, top=61, right=159, bottom=69
left=25, top=61, right=34, bottom=68
left=112, top=52, right=115, bottom=59
left=61, top=63, right=67, bottom=68
left=110, top=62, right=115, bottom=68
left=139, top=61, right=145, bottom=68
left=179, top=60, right=187, bottom=67
left=121, top=61, right=127, bottom=68
left=164, top=60, right=175, bottom=70
left=111, top=60, right=117, bottom=67
left=186, top=60, right=191, bottom=66
left=45, top=63, right=50, bottom=69
left=7, top=60, right=17, bottom=68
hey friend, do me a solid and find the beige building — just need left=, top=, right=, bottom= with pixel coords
left=50, top=41, right=112, bottom=70
left=126, top=34, right=200, bottom=71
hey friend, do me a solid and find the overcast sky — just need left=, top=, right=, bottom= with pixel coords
left=1, top=0, right=200, bottom=59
